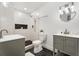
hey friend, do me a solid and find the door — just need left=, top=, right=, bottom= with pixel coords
left=54, top=35, right=64, bottom=51
left=64, top=37, right=77, bottom=56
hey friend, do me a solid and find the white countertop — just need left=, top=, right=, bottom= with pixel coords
left=0, top=34, right=25, bottom=43
left=53, top=34, right=79, bottom=38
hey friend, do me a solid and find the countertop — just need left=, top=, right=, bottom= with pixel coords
left=0, top=34, right=25, bottom=43
left=53, top=34, right=79, bottom=38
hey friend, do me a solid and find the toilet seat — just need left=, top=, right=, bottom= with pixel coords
left=33, top=40, right=41, bottom=45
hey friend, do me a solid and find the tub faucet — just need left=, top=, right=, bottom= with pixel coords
left=0, top=29, right=8, bottom=38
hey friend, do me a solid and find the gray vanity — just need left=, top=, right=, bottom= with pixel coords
left=53, top=34, right=79, bottom=56
left=0, top=34, right=25, bottom=56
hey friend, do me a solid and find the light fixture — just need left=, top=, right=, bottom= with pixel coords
left=17, top=11, right=22, bottom=16
left=59, top=2, right=76, bottom=22
left=59, top=7, right=65, bottom=14
left=36, top=13, right=40, bottom=16
left=59, top=2, right=75, bottom=14
left=65, top=7, right=69, bottom=14
left=59, top=10, right=63, bottom=14
left=2, top=2, right=8, bottom=7
left=24, top=8, right=27, bottom=10
left=70, top=5, right=75, bottom=12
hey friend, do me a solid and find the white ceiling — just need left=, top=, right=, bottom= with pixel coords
left=0, top=2, right=47, bottom=13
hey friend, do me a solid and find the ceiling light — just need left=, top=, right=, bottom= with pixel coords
left=36, top=13, right=40, bottom=16
left=2, top=2, right=8, bottom=7
left=24, top=8, right=27, bottom=10
left=17, top=12, right=22, bottom=16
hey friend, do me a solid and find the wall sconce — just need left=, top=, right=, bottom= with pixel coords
left=59, top=2, right=76, bottom=22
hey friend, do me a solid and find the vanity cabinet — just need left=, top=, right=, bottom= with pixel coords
left=54, top=36, right=64, bottom=51
left=64, top=37, right=77, bottom=55
left=53, top=35, right=78, bottom=56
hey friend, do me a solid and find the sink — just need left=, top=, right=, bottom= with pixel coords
left=0, top=34, right=25, bottom=43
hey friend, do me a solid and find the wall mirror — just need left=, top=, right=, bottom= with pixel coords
left=59, top=2, right=76, bottom=22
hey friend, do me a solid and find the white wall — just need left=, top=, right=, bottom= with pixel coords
left=0, top=7, right=15, bottom=35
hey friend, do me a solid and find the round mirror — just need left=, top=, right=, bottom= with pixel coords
left=59, top=2, right=76, bottom=22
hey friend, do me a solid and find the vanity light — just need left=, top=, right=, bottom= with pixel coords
left=59, top=2, right=76, bottom=22
left=2, top=2, right=8, bottom=7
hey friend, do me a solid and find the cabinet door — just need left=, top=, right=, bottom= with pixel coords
left=64, top=37, right=77, bottom=56
left=53, top=35, right=64, bottom=51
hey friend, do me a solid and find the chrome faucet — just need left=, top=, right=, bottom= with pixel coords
left=0, top=29, right=8, bottom=38
left=64, top=29, right=69, bottom=34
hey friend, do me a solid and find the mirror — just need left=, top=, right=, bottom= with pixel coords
left=59, top=2, right=76, bottom=22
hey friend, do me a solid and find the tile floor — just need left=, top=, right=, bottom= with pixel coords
left=25, top=47, right=69, bottom=56
left=25, top=47, right=53, bottom=56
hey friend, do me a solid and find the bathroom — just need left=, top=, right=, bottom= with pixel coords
left=0, top=1, right=79, bottom=56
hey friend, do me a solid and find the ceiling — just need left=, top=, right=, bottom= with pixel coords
left=0, top=2, right=47, bottom=13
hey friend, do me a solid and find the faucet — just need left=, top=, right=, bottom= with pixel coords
left=0, top=29, right=8, bottom=38
left=64, top=28, right=69, bottom=34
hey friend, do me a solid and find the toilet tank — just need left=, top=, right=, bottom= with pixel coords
left=39, top=32, right=47, bottom=42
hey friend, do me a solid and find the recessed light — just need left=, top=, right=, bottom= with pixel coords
left=2, top=2, right=8, bottom=7
left=36, top=13, right=40, bottom=16
left=17, top=12, right=22, bottom=16
left=24, top=8, right=27, bottom=10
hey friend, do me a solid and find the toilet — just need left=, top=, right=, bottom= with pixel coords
left=33, top=32, right=47, bottom=53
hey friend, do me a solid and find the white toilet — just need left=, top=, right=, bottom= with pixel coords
left=33, top=32, right=47, bottom=53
